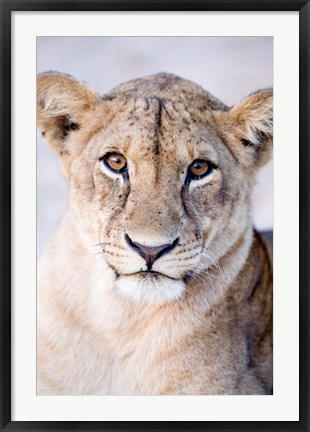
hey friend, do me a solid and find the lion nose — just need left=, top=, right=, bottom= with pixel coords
left=125, top=234, right=179, bottom=270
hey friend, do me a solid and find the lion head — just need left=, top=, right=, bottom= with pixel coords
left=37, top=72, right=272, bottom=304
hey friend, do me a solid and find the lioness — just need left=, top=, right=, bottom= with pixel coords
left=37, top=72, right=272, bottom=395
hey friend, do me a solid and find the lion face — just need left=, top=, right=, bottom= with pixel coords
left=37, top=73, right=273, bottom=303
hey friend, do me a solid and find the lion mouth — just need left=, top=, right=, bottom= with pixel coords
left=114, top=270, right=186, bottom=304
left=124, top=270, right=179, bottom=281
left=138, top=270, right=160, bottom=277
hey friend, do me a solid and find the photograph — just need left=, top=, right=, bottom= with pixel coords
left=36, top=36, right=273, bottom=396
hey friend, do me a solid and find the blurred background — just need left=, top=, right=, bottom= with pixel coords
left=37, top=36, right=273, bottom=257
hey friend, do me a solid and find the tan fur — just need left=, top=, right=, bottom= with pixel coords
left=37, top=72, right=273, bottom=395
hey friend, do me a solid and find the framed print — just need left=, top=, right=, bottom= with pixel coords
left=1, top=1, right=309, bottom=431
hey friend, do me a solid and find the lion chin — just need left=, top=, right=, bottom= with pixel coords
left=114, top=272, right=186, bottom=304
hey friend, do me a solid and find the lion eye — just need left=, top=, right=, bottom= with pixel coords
left=102, top=153, right=127, bottom=173
left=188, top=159, right=213, bottom=180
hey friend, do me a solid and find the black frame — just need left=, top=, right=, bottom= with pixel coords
left=1, top=1, right=309, bottom=431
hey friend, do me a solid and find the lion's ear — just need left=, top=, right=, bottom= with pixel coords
left=215, top=89, right=273, bottom=168
left=37, top=72, right=100, bottom=156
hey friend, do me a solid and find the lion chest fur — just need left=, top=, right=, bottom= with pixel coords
left=37, top=72, right=273, bottom=395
